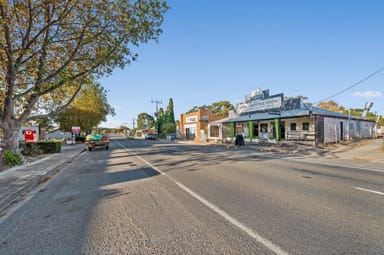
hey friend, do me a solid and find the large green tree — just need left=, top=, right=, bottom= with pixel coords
left=137, top=113, right=154, bottom=130
left=186, top=101, right=234, bottom=117
left=0, top=0, right=168, bottom=151
left=55, top=82, right=114, bottom=134
left=210, top=101, right=234, bottom=117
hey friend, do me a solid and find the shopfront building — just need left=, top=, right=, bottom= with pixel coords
left=208, top=89, right=376, bottom=145
left=180, top=109, right=224, bottom=142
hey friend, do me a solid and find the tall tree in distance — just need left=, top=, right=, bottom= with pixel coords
left=157, top=107, right=165, bottom=134
left=163, top=98, right=176, bottom=134
left=0, top=0, right=169, bottom=151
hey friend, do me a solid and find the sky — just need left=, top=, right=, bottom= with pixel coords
left=99, top=0, right=384, bottom=128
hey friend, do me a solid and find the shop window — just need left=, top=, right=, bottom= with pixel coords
left=290, top=123, right=296, bottom=131
left=185, top=127, right=196, bottom=139
left=260, top=123, right=268, bottom=132
left=302, top=122, right=309, bottom=131
left=210, top=126, right=220, bottom=137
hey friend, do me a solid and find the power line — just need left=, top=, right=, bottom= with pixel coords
left=316, top=66, right=384, bottom=104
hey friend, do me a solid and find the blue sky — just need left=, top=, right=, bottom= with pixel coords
left=99, top=0, right=384, bottom=128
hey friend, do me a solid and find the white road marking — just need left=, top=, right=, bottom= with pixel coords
left=115, top=141, right=289, bottom=255
left=355, top=187, right=384, bottom=196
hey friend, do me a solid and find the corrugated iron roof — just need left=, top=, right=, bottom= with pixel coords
left=213, top=106, right=372, bottom=124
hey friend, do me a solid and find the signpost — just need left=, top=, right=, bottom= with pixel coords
left=71, top=126, right=80, bottom=134
left=70, top=126, right=80, bottom=145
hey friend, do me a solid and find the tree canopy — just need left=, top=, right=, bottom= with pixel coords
left=55, top=82, right=114, bottom=133
left=186, top=101, right=234, bottom=117
left=163, top=98, right=176, bottom=133
left=137, top=113, right=154, bottom=130
left=138, top=98, right=176, bottom=135
left=157, top=107, right=165, bottom=133
left=0, top=0, right=169, bottom=151
left=316, top=100, right=383, bottom=126
left=316, top=100, right=346, bottom=113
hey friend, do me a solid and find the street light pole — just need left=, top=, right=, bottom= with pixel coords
left=151, top=99, right=162, bottom=138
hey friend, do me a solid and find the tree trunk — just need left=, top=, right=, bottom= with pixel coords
left=2, top=122, right=21, bottom=152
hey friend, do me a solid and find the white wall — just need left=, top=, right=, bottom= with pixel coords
left=284, top=117, right=314, bottom=139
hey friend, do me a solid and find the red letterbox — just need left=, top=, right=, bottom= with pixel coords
left=23, top=129, right=36, bottom=142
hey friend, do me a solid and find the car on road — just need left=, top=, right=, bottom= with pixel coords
left=145, top=133, right=157, bottom=140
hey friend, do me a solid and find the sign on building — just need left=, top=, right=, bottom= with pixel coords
left=186, top=115, right=198, bottom=123
left=236, top=89, right=283, bottom=114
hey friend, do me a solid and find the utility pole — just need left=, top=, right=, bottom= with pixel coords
left=132, top=118, right=136, bottom=129
left=151, top=99, right=162, bottom=138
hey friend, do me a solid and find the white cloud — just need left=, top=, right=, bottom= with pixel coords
left=353, top=91, right=383, bottom=99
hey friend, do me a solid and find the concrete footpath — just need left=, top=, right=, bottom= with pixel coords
left=249, top=138, right=383, bottom=171
left=321, top=138, right=384, bottom=162
left=309, top=138, right=384, bottom=172
left=179, top=138, right=384, bottom=172
left=0, top=139, right=383, bottom=214
left=0, top=144, right=87, bottom=213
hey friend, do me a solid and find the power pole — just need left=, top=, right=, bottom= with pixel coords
left=132, top=118, right=136, bottom=129
left=151, top=99, right=162, bottom=138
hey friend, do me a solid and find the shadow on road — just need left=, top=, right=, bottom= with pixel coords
left=103, top=167, right=160, bottom=186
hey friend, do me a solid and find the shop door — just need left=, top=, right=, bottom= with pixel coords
left=315, top=116, right=324, bottom=145
left=340, top=122, right=344, bottom=141
left=280, top=122, right=285, bottom=139
left=253, top=123, right=259, bottom=137
left=186, top=128, right=190, bottom=140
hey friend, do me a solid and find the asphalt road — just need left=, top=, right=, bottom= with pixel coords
left=0, top=138, right=383, bottom=254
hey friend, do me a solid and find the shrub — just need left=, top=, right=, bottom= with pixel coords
left=36, top=140, right=62, bottom=153
left=20, top=143, right=43, bottom=156
left=3, top=150, right=23, bottom=167
left=75, top=136, right=86, bottom=143
left=20, top=140, right=61, bottom=156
